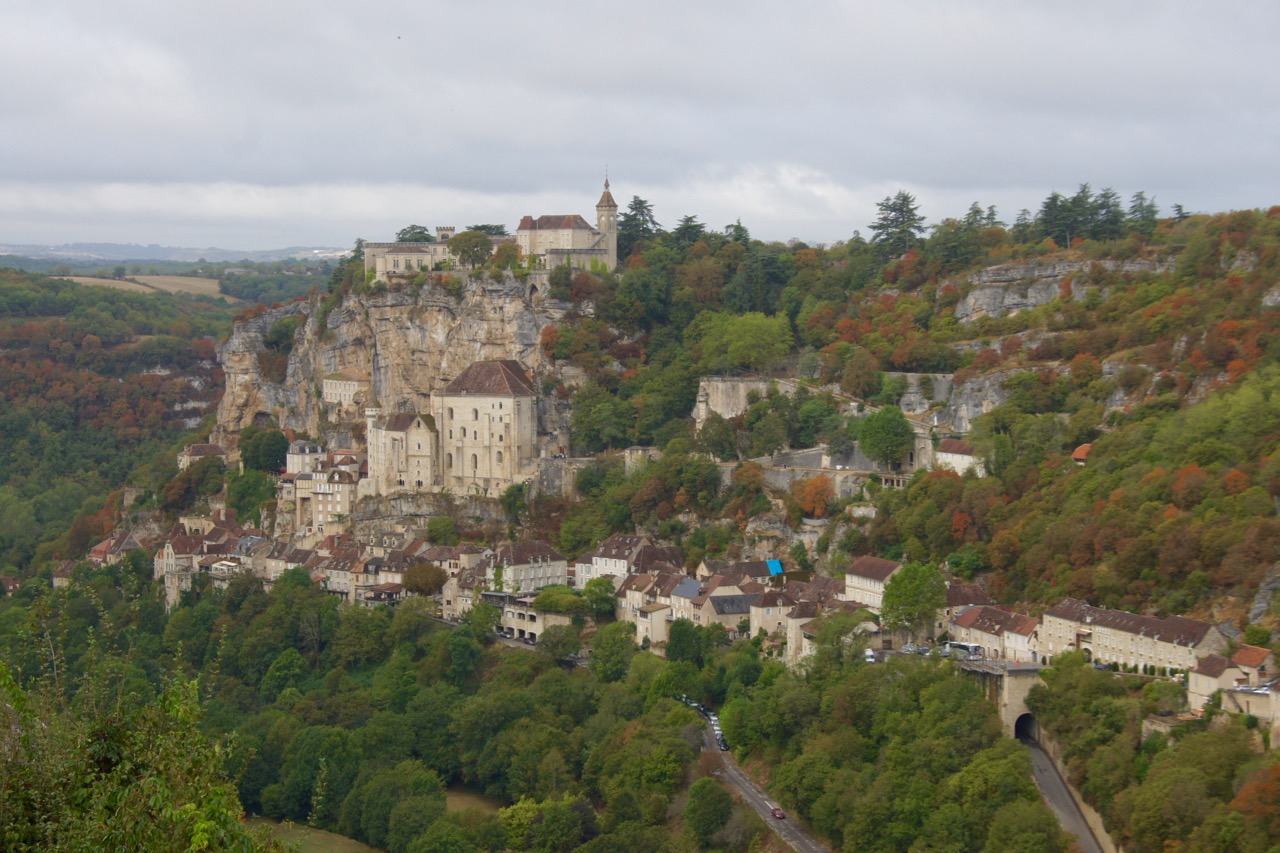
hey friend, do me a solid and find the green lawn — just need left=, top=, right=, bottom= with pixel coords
left=249, top=818, right=379, bottom=853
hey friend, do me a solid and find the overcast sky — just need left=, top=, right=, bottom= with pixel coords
left=2, top=1, right=1277, bottom=251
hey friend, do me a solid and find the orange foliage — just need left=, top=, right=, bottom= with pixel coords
left=794, top=475, right=835, bottom=519
left=1223, top=469, right=1251, bottom=495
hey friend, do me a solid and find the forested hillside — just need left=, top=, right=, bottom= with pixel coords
left=0, top=271, right=233, bottom=573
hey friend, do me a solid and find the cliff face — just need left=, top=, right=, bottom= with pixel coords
left=214, top=276, right=571, bottom=445
left=954, top=258, right=1172, bottom=323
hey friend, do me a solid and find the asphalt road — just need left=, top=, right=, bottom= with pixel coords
left=1022, top=738, right=1105, bottom=853
left=701, top=727, right=831, bottom=853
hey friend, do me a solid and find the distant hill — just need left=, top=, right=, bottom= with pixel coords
left=0, top=241, right=347, bottom=264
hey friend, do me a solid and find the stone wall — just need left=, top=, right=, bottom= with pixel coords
left=1038, top=732, right=1124, bottom=853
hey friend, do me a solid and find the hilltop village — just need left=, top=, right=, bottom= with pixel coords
left=78, top=184, right=1272, bottom=747
left=13, top=191, right=1280, bottom=852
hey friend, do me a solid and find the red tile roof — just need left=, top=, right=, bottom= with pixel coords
left=1232, top=644, right=1273, bottom=669
left=937, top=438, right=975, bottom=455
left=1072, top=443, right=1093, bottom=462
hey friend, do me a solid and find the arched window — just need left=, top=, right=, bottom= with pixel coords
left=446, top=453, right=453, bottom=470
left=496, top=451, right=503, bottom=464
left=472, top=409, right=479, bottom=421
left=498, top=433, right=503, bottom=442
left=471, top=454, right=478, bottom=470
left=448, top=408, right=453, bottom=420
left=461, top=427, right=466, bottom=438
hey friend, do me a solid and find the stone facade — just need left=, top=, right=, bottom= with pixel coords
left=1038, top=598, right=1227, bottom=672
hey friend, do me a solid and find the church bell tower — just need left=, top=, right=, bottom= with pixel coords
left=596, top=178, right=618, bottom=271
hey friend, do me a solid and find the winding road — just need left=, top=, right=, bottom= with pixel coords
left=701, top=727, right=831, bottom=853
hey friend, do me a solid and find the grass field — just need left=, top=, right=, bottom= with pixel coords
left=65, top=276, right=155, bottom=294
left=136, top=274, right=235, bottom=299
left=446, top=788, right=502, bottom=813
left=61, top=274, right=239, bottom=300
left=248, top=819, right=378, bottom=853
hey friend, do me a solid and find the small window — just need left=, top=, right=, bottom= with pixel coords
left=448, top=408, right=453, bottom=420
left=461, top=427, right=466, bottom=438
left=471, top=454, right=478, bottom=470
left=446, top=453, right=453, bottom=469
left=498, top=434, right=504, bottom=442
left=496, top=451, right=503, bottom=464
left=472, top=409, right=479, bottom=421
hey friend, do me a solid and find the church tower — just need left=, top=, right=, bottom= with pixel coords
left=596, top=178, right=618, bottom=271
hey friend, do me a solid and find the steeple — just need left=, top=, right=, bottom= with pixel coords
left=596, top=176, right=618, bottom=270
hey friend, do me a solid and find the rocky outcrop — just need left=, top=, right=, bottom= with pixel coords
left=954, top=259, right=1172, bottom=323
left=214, top=276, right=575, bottom=447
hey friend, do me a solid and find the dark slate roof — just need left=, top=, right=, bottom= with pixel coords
left=709, top=594, right=759, bottom=616
left=1045, top=598, right=1216, bottom=647
left=483, top=541, right=565, bottom=567
left=443, top=360, right=535, bottom=396
left=517, top=214, right=596, bottom=232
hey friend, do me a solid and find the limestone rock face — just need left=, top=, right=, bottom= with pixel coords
left=214, top=276, right=572, bottom=446
left=954, top=259, right=1171, bottom=323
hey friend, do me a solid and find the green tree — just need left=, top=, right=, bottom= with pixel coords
left=537, top=624, right=582, bottom=661
left=859, top=406, right=915, bottom=465
left=582, top=577, right=619, bottom=619
left=684, top=777, right=732, bottom=848
left=982, top=800, right=1068, bottom=853
left=870, top=190, right=926, bottom=257
left=590, top=621, right=637, bottom=682
left=880, top=561, right=946, bottom=638
left=241, top=428, right=289, bottom=472
left=466, top=223, right=509, bottom=236
left=693, top=312, right=794, bottom=375
left=427, top=516, right=459, bottom=546
left=396, top=224, right=435, bottom=242
left=448, top=230, right=494, bottom=268
left=617, top=197, right=661, bottom=260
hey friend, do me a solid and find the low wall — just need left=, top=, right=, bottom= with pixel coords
left=1037, top=732, right=1123, bottom=853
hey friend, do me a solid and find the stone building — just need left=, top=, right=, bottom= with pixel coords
left=365, top=412, right=437, bottom=495
left=842, top=555, right=902, bottom=613
left=1037, top=598, right=1227, bottom=672
left=435, top=359, right=537, bottom=495
left=516, top=180, right=618, bottom=273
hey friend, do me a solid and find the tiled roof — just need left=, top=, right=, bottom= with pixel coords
left=443, top=360, right=535, bottom=396
left=1233, top=645, right=1273, bottom=669
left=1044, top=598, right=1216, bottom=647
left=847, top=555, right=902, bottom=582
left=1192, top=654, right=1235, bottom=678
left=953, top=605, right=1039, bottom=637
left=484, top=541, right=565, bottom=567
left=946, top=581, right=992, bottom=608
left=182, top=443, right=225, bottom=457
left=1072, top=443, right=1093, bottom=462
left=937, top=438, right=975, bottom=455
left=754, top=591, right=796, bottom=608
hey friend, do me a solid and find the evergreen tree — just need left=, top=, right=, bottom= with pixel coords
left=870, top=191, right=926, bottom=258
left=617, top=197, right=660, bottom=261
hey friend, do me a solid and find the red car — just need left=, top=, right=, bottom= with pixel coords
left=770, top=807, right=786, bottom=820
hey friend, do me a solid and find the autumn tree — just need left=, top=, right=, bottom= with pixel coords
left=404, top=562, right=448, bottom=596
left=794, top=475, right=835, bottom=518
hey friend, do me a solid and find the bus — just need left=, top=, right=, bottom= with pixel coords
left=944, top=641, right=983, bottom=660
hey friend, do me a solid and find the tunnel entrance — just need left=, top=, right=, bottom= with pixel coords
left=1014, top=712, right=1039, bottom=743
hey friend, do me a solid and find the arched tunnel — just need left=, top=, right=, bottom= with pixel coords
left=1014, top=712, right=1040, bottom=743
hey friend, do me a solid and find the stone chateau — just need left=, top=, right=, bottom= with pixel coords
left=362, top=180, right=618, bottom=288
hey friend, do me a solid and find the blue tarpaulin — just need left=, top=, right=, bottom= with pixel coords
left=767, top=559, right=784, bottom=576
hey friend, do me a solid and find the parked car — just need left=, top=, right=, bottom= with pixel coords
left=770, top=807, right=786, bottom=819
left=901, top=643, right=918, bottom=654
left=864, top=648, right=877, bottom=663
